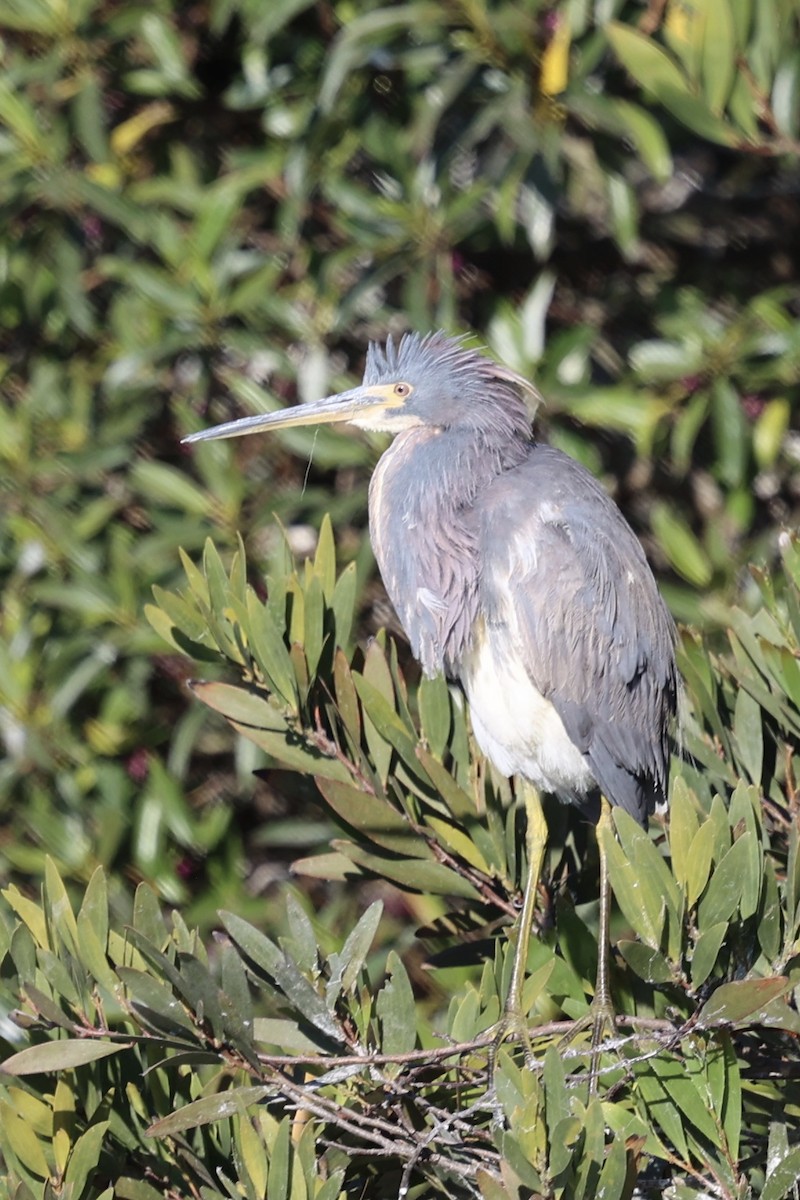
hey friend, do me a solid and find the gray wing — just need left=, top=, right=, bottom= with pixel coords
left=476, top=444, right=677, bottom=824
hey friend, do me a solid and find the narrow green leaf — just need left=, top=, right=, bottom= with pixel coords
left=651, top=503, right=712, bottom=587
left=698, top=833, right=753, bottom=927
left=132, top=883, right=167, bottom=947
left=329, top=899, right=383, bottom=1000
left=189, top=680, right=278, bottom=726
left=668, top=776, right=699, bottom=890
left=230, top=720, right=350, bottom=782
left=3, top=1039, right=129, bottom=1075
left=691, top=921, right=728, bottom=987
left=147, top=1086, right=270, bottom=1137
left=303, top=574, right=326, bottom=678
left=64, top=1122, right=109, bottom=1199
left=702, top=0, right=736, bottom=113
left=376, top=950, right=416, bottom=1059
left=763, top=1146, right=800, bottom=1200
left=315, top=777, right=429, bottom=857
left=618, top=940, right=674, bottom=984
left=415, top=746, right=476, bottom=821
left=313, top=513, right=337, bottom=602
left=356, top=671, right=420, bottom=765
left=733, top=687, right=764, bottom=786
left=418, top=674, right=452, bottom=759
left=697, top=977, right=790, bottom=1028
left=283, top=892, right=318, bottom=976
left=0, top=1104, right=50, bottom=1178
left=685, top=819, right=716, bottom=908
left=2, top=884, right=49, bottom=949
left=651, top=1053, right=721, bottom=1146
left=336, top=841, right=480, bottom=899
left=334, top=649, right=361, bottom=743
left=246, top=588, right=297, bottom=709
left=595, top=1132, right=628, bottom=1200
left=543, top=1044, right=569, bottom=1140
left=599, top=823, right=662, bottom=948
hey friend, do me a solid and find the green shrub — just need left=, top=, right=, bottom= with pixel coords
left=2, top=530, right=800, bottom=1197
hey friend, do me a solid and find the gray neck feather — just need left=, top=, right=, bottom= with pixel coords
left=370, top=413, right=531, bottom=676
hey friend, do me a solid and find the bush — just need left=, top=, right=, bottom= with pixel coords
left=3, top=530, right=800, bottom=1197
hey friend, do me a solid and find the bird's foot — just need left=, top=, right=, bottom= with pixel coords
left=559, top=994, right=618, bottom=1096
left=481, top=1002, right=538, bottom=1122
left=490, top=1003, right=538, bottom=1069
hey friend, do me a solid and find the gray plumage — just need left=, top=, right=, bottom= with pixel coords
left=366, top=333, right=677, bottom=826
left=184, top=329, right=678, bottom=828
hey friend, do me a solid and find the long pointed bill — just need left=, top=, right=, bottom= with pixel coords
left=182, top=386, right=401, bottom=444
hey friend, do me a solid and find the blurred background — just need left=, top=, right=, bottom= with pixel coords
left=1, top=0, right=799, bottom=935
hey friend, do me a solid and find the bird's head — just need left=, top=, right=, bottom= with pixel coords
left=182, top=332, right=539, bottom=447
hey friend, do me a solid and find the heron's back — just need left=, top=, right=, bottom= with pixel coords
left=468, top=443, right=677, bottom=824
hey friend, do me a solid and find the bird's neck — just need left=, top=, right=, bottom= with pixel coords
left=369, top=425, right=530, bottom=676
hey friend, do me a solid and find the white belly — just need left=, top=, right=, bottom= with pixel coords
left=461, top=628, right=596, bottom=797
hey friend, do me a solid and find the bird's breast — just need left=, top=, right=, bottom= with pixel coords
left=369, top=435, right=481, bottom=676
left=460, top=621, right=596, bottom=798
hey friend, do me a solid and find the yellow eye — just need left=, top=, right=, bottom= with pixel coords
left=393, top=382, right=411, bottom=398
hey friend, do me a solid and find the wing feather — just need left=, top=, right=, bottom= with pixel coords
left=476, top=445, right=677, bottom=823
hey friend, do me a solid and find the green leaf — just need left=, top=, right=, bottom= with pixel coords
left=618, top=939, right=674, bottom=984
left=607, top=22, right=692, bottom=100
left=599, top=821, right=662, bottom=948
left=415, top=746, right=476, bottom=821
left=328, top=899, right=383, bottom=1000
left=283, top=892, right=318, bottom=976
left=733, top=687, right=763, bottom=786
left=669, top=776, right=699, bottom=891
left=0, top=1104, right=50, bottom=1178
left=313, top=513, right=337, bottom=602
left=130, top=461, right=212, bottom=516
left=219, top=912, right=342, bottom=1043
left=697, top=833, right=754, bottom=927
left=613, top=809, right=682, bottom=952
left=763, top=1146, right=800, bottom=1200
left=147, top=1086, right=270, bottom=1136
left=418, top=673, right=452, bottom=759
left=315, top=777, right=428, bottom=857
left=335, top=841, right=480, bottom=900
left=334, top=649, right=361, bottom=743
left=251, top=1018, right=322, bottom=1053
left=246, top=588, right=298, bottom=709
left=376, top=950, right=416, bottom=1059
left=65, top=1122, right=109, bottom=1199
left=651, top=1053, right=721, bottom=1146
left=543, top=1044, right=569, bottom=1140
left=685, top=819, right=716, bottom=908
left=651, top=503, right=712, bottom=587
left=691, top=920, right=728, bottom=987
left=697, top=977, right=791, bottom=1028
left=188, top=680, right=278, bottom=726
left=595, top=1132, right=628, bottom=1200
left=425, top=814, right=491, bottom=873
left=702, top=0, right=737, bottom=114
left=608, top=99, right=673, bottom=181
left=355, top=672, right=421, bottom=776
left=2, top=884, right=49, bottom=949
left=2, top=1039, right=129, bottom=1075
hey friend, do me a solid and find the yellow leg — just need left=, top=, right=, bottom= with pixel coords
left=506, top=781, right=547, bottom=1021
left=589, top=797, right=617, bottom=1091
left=490, top=780, right=547, bottom=1072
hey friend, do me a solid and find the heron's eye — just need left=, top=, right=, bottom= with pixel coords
left=393, top=382, right=411, bottom=398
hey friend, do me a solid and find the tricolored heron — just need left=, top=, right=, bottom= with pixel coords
left=184, top=332, right=677, bottom=1074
